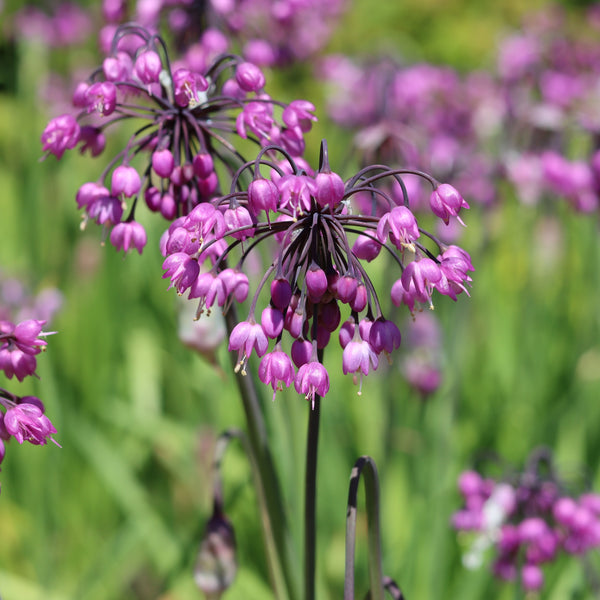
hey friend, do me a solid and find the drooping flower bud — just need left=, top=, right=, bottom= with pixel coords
left=152, top=149, right=175, bottom=178
left=314, top=169, right=345, bottom=209
left=111, top=165, right=141, bottom=197
left=194, top=510, right=237, bottom=597
left=134, top=50, right=162, bottom=85
left=235, top=62, right=265, bottom=92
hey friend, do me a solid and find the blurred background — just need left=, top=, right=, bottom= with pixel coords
left=1, top=0, right=600, bottom=598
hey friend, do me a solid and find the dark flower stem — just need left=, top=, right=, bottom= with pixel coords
left=304, top=394, right=321, bottom=600
left=224, top=307, right=300, bottom=600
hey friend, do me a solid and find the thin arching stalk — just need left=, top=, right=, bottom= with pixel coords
left=345, top=456, right=385, bottom=600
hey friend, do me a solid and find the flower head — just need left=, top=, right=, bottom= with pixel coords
left=161, top=140, right=472, bottom=399
left=453, top=448, right=600, bottom=594
left=42, top=23, right=316, bottom=248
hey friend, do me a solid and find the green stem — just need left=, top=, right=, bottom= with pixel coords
left=224, top=307, right=300, bottom=600
left=304, top=395, right=321, bottom=600
left=344, top=456, right=385, bottom=600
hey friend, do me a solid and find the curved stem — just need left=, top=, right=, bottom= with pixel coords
left=304, top=394, right=321, bottom=600
left=344, top=456, right=385, bottom=600
left=224, top=307, right=300, bottom=600
left=382, top=576, right=406, bottom=600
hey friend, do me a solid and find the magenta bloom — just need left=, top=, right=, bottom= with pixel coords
left=134, top=50, right=162, bottom=85
left=259, top=351, right=295, bottom=400
left=85, top=81, right=117, bottom=116
left=152, top=149, right=175, bottom=178
left=0, top=347, right=37, bottom=381
left=228, top=320, right=269, bottom=374
left=342, top=334, right=378, bottom=394
left=314, top=171, right=345, bottom=209
left=248, top=178, right=279, bottom=216
left=110, top=221, right=147, bottom=254
left=3, top=403, right=59, bottom=446
left=369, top=318, right=401, bottom=354
left=162, top=253, right=200, bottom=295
left=236, top=102, right=275, bottom=143
left=188, top=272, right=227, bottom=315
left=78, top=126, right=106, bottom=157
left=111, top=165, right=142, bottom=197
left=401, top=258, right=442, bottom=306
left=235, top=62, right=266, bottom=92
left=86, top=194, right=123, bottom=226
left=41, top=114, right=80, bottom=159
left=294, top=361, right=330, bottom=405
left=158, top=139, right=471, bottom=398
left=0, top=319, right=49, bottom=381
left=376, top=206, right=420, bottom=249
left=282, top=100, right=318, bottom=137
left=429, top=183, right=469, bottom=225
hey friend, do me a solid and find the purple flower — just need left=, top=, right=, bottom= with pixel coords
left=342, top=337, right=378, bottom=384
left=162, top=253, right=200, bottom=295
left=111, top=165, right=142, bottom=198
left=376, top=206, right=420, bottom=250
left=429, top=183, right=469, bottom=225
left=134, top=50, right=162, bottom=85
left=259, top=350, right=295, bottom=400
left=235, top=62, right=265, bottom=92
left=85, top=82, right=117, bottom=116
left=228, top=320, right=269, bottom=374
left=42, top=22, right=317, bottom=254
left=294, top=361, right=330, bottom=406
left=453, top=448, right=600, bottom=594
left=110, top=221, right=147, bottom=254
left=401, top=258, right=443, bottom=306
left=282, top=100, right=318, bottom=137
left=3, top=403, right=59, bottom=446
left=40, top=114, right=81, bottom=159
left=158, top=139, right=471, bottom=398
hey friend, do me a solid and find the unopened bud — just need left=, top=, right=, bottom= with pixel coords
left=194, top=511, right=237, bottom=598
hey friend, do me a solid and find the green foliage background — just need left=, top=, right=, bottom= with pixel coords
left=1, top=1, right=600, bottom=599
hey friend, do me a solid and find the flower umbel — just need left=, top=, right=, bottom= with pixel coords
left=161, top=140, right=472, bottom=401
left=41, top=24, right=316, bottom=254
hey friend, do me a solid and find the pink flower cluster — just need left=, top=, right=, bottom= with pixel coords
left=0, top=320, right=60, bottom=484
left=161, top=141, right=472, bottom=403
left=453, top=456, right=600, bottom=593
left=497, top=7, right=600, bottom=213
left=41, top=24, right=316, bottom=255
left=319, top=57, right=499, bottom=210
left=320, top=6, right=600, bottom=216
left=11, top=2, right=93, bottom=47
left=209, top=0, right=348, bottom=66
left=0, top=273, right=61, bottom=483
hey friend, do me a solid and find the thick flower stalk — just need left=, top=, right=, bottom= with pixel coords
left=453, top=448, right=600, bottom=594
left=161, top=140, right=473, bottom=402
left=41, top=24, right=316, bottom=254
